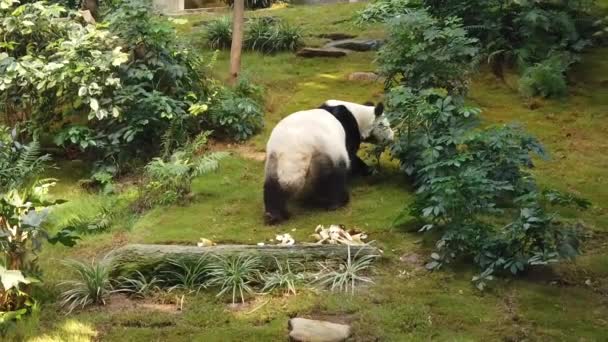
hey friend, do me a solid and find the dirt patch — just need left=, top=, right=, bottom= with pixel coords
left=111, top=231, right=130, bottom=249
left=103, top=294, right=181, bottom=314
left=207, top=139, right=266, bottom=161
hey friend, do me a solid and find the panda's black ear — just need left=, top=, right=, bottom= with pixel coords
left=374, top=102, right=384, bottom=117
left=363, top=101, right=374, bottom=106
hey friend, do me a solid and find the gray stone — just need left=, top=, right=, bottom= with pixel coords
left=288, top=318, right=351, bottom=342
left=347, top=72, right=381, bottom=82
left=318, top=33, right=357, bottom=41
left=325, top=39, right=383, bottom=52
left=296, top=48, right=348, bottom=58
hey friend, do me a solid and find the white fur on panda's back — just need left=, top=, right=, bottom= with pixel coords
left=324, top=100, right=376, bottom=139
left=266, top=109, right=349, bottom=193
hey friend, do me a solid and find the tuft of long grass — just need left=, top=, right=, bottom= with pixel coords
left=244, top=18, right=303, bottom=53
left=116, top=271, right=163, bottom=299
left=59, top=259, right=116, bottom=313
left=206, top=16, right=232, bottom=49
left=314, top=245, right=378, bottom=295
left=207, top=255, right=262, bottom=304
left=162, top=257, right=210, bottom=294
left=261, top=258, right=306, bottom=296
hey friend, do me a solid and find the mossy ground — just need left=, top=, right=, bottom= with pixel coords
left=15, top=3, right=608, bottom=341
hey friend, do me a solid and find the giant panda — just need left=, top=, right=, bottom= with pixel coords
left=263, top=100, right=394, bottom=225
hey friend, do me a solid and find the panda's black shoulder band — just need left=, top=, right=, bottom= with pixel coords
left=318, top=104, right=361, bottom=158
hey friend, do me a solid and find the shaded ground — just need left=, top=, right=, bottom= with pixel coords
left=17, top=3, right=608, bottom=341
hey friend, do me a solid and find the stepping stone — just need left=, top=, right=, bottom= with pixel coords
left=288, top=318, right=351, bottom=342
left=347, top=72, right=381, bottom=82
left=317, top=33, right=357, bottom=41
left=325, top=39, right=383, bottom=52
left=296, top=48, right=348, bottom=58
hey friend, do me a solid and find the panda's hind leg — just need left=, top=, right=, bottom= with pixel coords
left=315, top=158, right=350, bottom=210
left=264, top=176, right=290, bottom=225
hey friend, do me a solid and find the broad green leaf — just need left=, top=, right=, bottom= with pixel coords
left=90, top=98, right=99, bottom=111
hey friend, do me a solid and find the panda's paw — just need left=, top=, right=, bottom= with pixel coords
left=264, top=212, right=286, bottom=225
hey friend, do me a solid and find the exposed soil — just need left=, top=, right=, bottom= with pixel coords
left=102, top=294, right=182, bottom=314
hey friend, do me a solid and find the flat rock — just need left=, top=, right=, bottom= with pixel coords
left=318, top=33, right=357, bottom=40
left=325, top=39, right=383, bottom=52
left=296, top=48, right=348, bottom=58
left=288, top=318, right=351, bottom=342
left=347, top=72, right=381, bottom=82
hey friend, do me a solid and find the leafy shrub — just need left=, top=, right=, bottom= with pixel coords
left=206, top=16, right=232, bottom=49
left=0, top=128, right=50, bottom=191
left=0, top=127, right=78, bottom=325
left=0, top=0, right=213, bottom=172
left=64, top=201, right=120, bottom=235
left=59, top=259, right=116, bottom=313
left=207, top=255, right=262, bottom=304
left=138, top=132, right=228, bottom=209
left=518, top=55, right=570, bottom=98
left=0, top=1, right=127, bottom=129
left=385, top=87, right=585, bottom=284
left=419, top=0, right=602, bottom=97
left=314, top=246, right=377, bottom=295
left=377, top=9, right=479, bottom=94
left=206, top=79, right=265, bottom=141
left=245, top=17, right=303, bottom=53
left=355, top=0, right=416, bottom=24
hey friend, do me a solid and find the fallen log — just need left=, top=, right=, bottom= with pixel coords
left=104, top=243, right=382, bottom=277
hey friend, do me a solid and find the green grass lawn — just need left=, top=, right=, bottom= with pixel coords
left=16, top=3, right=608, bottom=341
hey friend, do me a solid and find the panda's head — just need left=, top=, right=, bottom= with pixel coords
left=362, top=101, right=394, bottom=144
left=324, top=100, right=394, bottom=144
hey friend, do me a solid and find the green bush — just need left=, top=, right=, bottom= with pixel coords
left=355, top=0, right=416, bottom=24
left=206, top=78, right=265, bottom=141
left=138, top=132, right=228, bottom=209
left=518, top=55, right=569, bottom=98
left=0, top=126, right=79, bottom=330
left=377, top=9, right=479, bottom=94
left=0, top=0, right=213, bottom=172
left=420, top=0, right=603, bottom=97
left=206, top=16, right=232, bottom=49
left=385, top=87, right=585, bottom=288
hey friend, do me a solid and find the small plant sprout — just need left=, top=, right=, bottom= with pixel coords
left=315, top=245, right=378, bottom=295
left=117, top=271, right=163, bottom=299
left=59, top=259, right=117, bottom=313
left=162, top=257, right=210, bottom=294
left=207, top=255, right=262, bottom=304
left=261, top=258, right=305, bottom=296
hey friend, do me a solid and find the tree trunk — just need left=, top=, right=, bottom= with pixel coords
left=229, top=0, right=245, bottom=85
left=81, top=0, right=99, bottom=19
left=104, top=244, right=382, bottom=277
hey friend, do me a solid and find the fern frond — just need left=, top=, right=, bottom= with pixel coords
left=192, top=152, right=229, bottom=177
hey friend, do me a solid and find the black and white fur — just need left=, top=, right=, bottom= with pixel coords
left=263, top=100, right=393, bottom=225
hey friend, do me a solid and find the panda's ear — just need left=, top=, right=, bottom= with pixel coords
left=374, top=102, right=384, bottom=117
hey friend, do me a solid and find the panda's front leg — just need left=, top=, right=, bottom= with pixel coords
left=351, top=155, right=372, bottom=177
